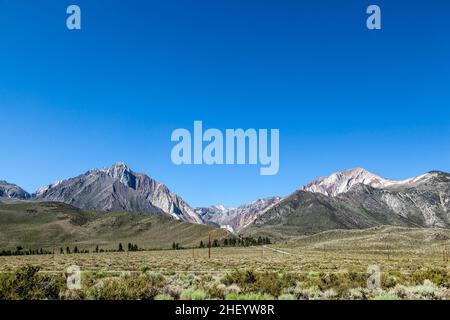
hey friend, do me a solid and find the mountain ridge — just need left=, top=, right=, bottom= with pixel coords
left=1, top=165, right=449, bottom=238
left=301, top=167, right=436, bottom=197
left=243, top=170, right=450, bottom=238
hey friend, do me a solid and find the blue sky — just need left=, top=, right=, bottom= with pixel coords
left=0, top=0, right=449, bottom=207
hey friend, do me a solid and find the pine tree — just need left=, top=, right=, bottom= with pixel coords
left=172, top=242, right=176, bottom=250
left=74, top=246, right=79, bottom=254
left=118, top=243, right=124, bottom=252
left=66, top=247, right=71, bottom=254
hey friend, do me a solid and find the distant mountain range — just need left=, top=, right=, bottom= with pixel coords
left=245, top=169, right=450, bottom=239
left=196, top=197, right=282, bottom=232
left=1, top=164, right=449, bottom=239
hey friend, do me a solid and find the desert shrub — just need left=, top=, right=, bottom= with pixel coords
left=203, top=282, right=227, bottom=299
left=61, top=288, right=86, bottom=300
left=347, top=288, right=364, bottom=300
left=278, top=293, right=296, bottom=300
left=389, top=280, right=446, bottom=300
left=411, top=280, right=439, bottom=299
left=318, top=272, right=339, bottom=291
left=225, top=284, right=241, bottom=295
left=225, top=292, right=274, bottom=300
left=160, top=284, right=182, bottom=299
left=222, top=269, right=257, bottom=287
left=222, top=270, right=296, bottom=297
left=321, top=288, right=338, bottom=299
left=86, top=273, right=166, bottom=300
left=297, top=271, right=367, bottom=294
left=81, top=271, right=107, bottom=288
left=411, top=269, right=449, bottom=287
left=371, top=293, right=400, bottom=300
left=0, top=265, right=65, bottom=300
left=435, top=287, right=450, bottom=300
left=140, top=265, right=151, bottom=273
left=154, top=293, right=174, bottom=300
left=381, top=274, right=398, bottom=289
left=290, top=284, right=311, bottom=300
left=252, top=272, right=296, bottom=297
left=180, top=287, right=209, bottom=300
left=146, top=271, right=165, bottom=284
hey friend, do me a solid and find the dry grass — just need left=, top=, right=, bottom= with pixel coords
left=1, top=227, right=448, bottom=300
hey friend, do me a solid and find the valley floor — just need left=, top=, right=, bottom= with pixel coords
left=0, top=226, right=449, bottom=300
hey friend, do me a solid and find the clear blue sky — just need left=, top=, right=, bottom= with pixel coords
left=0, top=0, right=449, bottom=207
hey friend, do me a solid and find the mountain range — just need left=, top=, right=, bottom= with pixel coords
left=195, top=197, right=282, bottom=232
left=1, top=164, right=449, bottom=240
left=33, top=163, right=202, bottom=224
left=245, top=169, right=450, bottom=239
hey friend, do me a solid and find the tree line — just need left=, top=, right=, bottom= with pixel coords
left=60, top=242, right=141, bottom=254
left=172, top=236, right=271, bottom=250
left=0, top=242, right=141, bottom=256
left=0, top=246, right=53, bottom=256
left=1, top=236, right=272, bottom=256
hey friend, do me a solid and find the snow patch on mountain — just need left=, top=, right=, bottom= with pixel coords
left=302, top=168, right=434, bottom=197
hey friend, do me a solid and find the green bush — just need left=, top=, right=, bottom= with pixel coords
left=222, top=270, right=296, bottom=297
left=86, top=274, right=166, bottom=300
left=411, top=269, right=449, bottom=287
left=203, top=283, right=227, bottom=299
left=223, top=269, right=257, bottom=286
left=0, top=265, right=65, bottom=300
left=180, top=287, right=209, bottom=300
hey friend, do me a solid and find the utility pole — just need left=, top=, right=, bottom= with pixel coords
left=208, top=232, right=211, bottom=259
left=447, top=242, right=449, bottom=262
left=444, top=241, right=449, bottom=262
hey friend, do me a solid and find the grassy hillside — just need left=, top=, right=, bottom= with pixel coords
left=0, top=200, right=229, bottom=250
left=287, top=225, right=450, bottom=252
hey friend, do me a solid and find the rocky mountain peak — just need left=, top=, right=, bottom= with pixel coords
left=0, top=180, right=31, bottom=199
left=33, top=163, right=203, bottom=224
left=100, top=162, right=137, bottom=189
left=302, top=167, right=393, bottom=197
